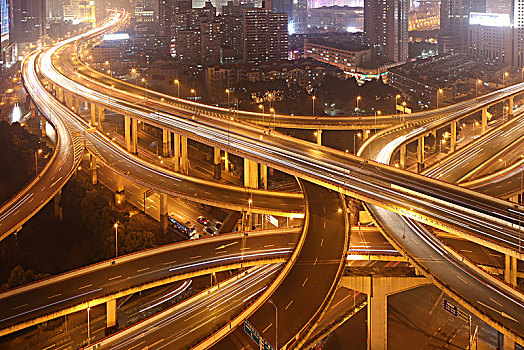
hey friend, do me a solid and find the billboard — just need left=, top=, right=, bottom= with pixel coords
left=469, top=12, right=511, bottom=27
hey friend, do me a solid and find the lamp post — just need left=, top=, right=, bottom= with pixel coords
left=440, top=139, right=446, bottom=154
left=269, top=299, right=278, bottom=350
left=225, top=89, right=230, bottom=109
left=259, top=104, right=265, bottom=125
left=141, top=78, right=148, bottom=98
left=87, top=307, right=91, bottom=344
left=353, top=132, right=361, bottom=153
left=504, top=105, right=509, bottom=122
left=114, top=223, right=119, bottom=258
left=191, top=89, right=196, bottom=101
left=476, top=79, right=482, bottom=99
left=503, top=72, right=509, bottom=86
left=437, top=88, right=443, bottom=108
left=402, top=102, right=407, bottom=124
left=35, top=149, right=42, bottom=177
left=312, top=95, right=316, bottom=116
left=395, top=94, right=401, bottom=114
left=499, top=158, right=507, bottom=169
left=374, top=110, right=381, bottom=131
left=131, top=68, right=137, bottom=86
left=270, top=108, right=275, bottom=129
left=268, top=93, right=273, bottom=110
left=356, top=96, right=361, bottom=116
left=174, top=79, right=180, bottom=97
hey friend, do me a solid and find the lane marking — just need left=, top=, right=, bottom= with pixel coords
left=12, top=304, right=28, bottom=310
left=47, top=294, right=61, bottom=299
left=190, top=255, right=202, bottom=260
left=163, top=260, right=177, bottom=265
left=79, top=284, right=92, bottom=290
left=262, top=323, right=272, bottom=333
left=108, top=275, right=122, bottom=281
left=137, top=267, right=149, bottom=273
left=285, top=300, right=293, bottom=310
left=302, top=278, right=308, bottom=287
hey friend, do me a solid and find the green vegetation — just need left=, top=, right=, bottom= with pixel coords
left=0, top=120, right=49, bottom=205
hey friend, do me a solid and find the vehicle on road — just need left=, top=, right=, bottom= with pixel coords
left=197, top=216, right=209, bottom=225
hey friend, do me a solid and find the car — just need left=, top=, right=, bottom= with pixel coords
left=204, top=227, right=215, bottom=236
left=215, top=222, right=222, bottom=230
left=197, top=216, right=209, bottom=225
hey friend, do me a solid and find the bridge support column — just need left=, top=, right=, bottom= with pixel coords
left=89, top=153, right=97, bottom=185
left=74, top=96, right=80, bottom=113
left=316, top=129, right=322, bottom=145
left=509, top=97, right=514, bottom=118
left=98, top=106, right=105, bottom=132
left=260, top=165, right=268, bottom=189
left=54, top=189, right=62, bottom=220
left=160, top=193, right=168, bottom=234
left=244, top=159, right=259, bottom=231
left=65, top=93, right=72, bottom=110
left=162, top=130, right=172, bottom=157
left=90, top=103, right=96, bottom=126
left=417, top=137, right=425, bottom=173
left=173, top=134, right=180, bottom=172
left=341, top=276, right=431, bottom=350
left=481, top=108, right=488, bottom=134
left=224, top=152, right=229, bottom=172
left=399, top=144, right=406, bottom=169
left=180, top=136, right=188, bottom=175
left=450, top=122, right=457, bottom=153
left=115, top=175, right=125, bottom=208
left=213, top=148, right=221, bottom=179
left=106, top=299, right=117, bottom=329
left=505, top=254, right=518, bottom=287
left=124, top=116, right=138, bottom=154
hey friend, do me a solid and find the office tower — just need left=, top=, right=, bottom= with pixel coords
left=439, top=0, right=486, bottom=53
left=243, top=7, right=288, bottom=63
left=10, top=0, right=45, bottom=44
left=221, top=1, right=250, bottom=62
left=364, top=0, right=409, bottom=63
left=46, top=0, right=68, bottom=20
left=158, top=0, right=191, bottom=36
left=268, top=12, right=288, bottom=60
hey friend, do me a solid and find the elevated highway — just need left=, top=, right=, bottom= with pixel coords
left=0, top=228, right=298, bottom=337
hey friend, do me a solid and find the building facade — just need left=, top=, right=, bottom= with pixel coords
left=304, top=38, right=371, bottom=72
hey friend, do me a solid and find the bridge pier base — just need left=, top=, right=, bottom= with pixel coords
left=417, top=136, right=425, bottom=173
left=106, top=299, right=117, bottom=329
left=341, top=276, right=431, bottom=350
left=316, top=129, right=322, bottom=145
left=481, top=108, right=488, bottom=134
left=505, top=254, right=518, bottom=287
left=115, top=175, right=126, bottom=208
left=214, top=147, right=221, bottom=180
left=89, top=153, right=98, bottom=185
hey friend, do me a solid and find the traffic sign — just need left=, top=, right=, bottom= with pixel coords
left=443, top=299, right=458, bottom=317
left=243, top=320, right=275, bottom=350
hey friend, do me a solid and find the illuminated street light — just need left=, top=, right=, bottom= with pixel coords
left=35, top=149, right=43, bottom=177
left=353, top=132, right=361, bottom=153
left=437, top=88, right=443, bottom=108
left=476, top=79, right=482, bottom=98
left=503, top=72, right=509, bottom=86
left=312, top=95, right=316, bottom=116
left=356, top=96, right=361, bottom=116
left=114, top=223, right=119, bottom=258
left=225, top=89, right=230, bottom=109
left=173, top=79, right=180, bottom=97
left=395, top=94, right=401, bottom=113
left=191, top=89, right=196, bottom=100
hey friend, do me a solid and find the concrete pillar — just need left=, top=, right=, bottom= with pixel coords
left=131, top=119, right=138, bottom=154
left=115, top=175, right=125, bottom=208
left=417, top=137, right=425, bottom=173
left=160, top=193, right=168, bottom=234
left=481, top=108, right=488, bottom=134
left=98, top=106, right=105, bottom=132
left=316, top=129, right=322, bottom=145
left=450, top=122, right=457, bottom=153
left=125, top=116, right=132, bottom=153
left=213, top=147, right=221, bottom=179
left=509, top=97, right=514, bottom=117
left=74, top=96, right=80, bottom=113
left=341, top=276, right=431, bottom=350
left=224, top=152, right=229, bottom=172
left=174, top=133, right=181, bottom=172
left=505, top=254, right=518, bottom=287
left=54, top=189, right=62, bottom=220
left=260, top=165, right=268, bottom=189
left=244, top=159, right=259, bottom=188
left=162, top=129, right=172, bottom=157
left=180, top=136, right=188, bottom=174
left=65, top=93, right=72, bottom=109
left=106, top=299, right=117, bottom=328
left=90, top=103, right=96, bottom=126
left=41, top=116, right=47, bottom=138
left=504, top=336, right=515, bottom=350
left=89, top=153, right=98, bottom=185
left=399, top=144, right=406, bottom=169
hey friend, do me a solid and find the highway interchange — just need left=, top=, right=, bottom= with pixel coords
left=2, top=10, right=524, bottom=349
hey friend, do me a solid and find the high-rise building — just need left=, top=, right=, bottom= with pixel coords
left=439, top=0, right=486, bottom=53
left=243, top=7, right=288, bottom=63
left=46, top=0, right=68, bottom=20
left=1, top=0, right=9, bottom=68
left=364, top=0, right=409, bottom=63
left=10, top=0, right=45, bottom=44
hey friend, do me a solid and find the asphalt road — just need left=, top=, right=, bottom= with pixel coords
left=0, top=229, right=298, bottom=334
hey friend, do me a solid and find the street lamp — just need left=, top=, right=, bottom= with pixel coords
left=87, top=307, right=91, bottom=344
left=476, top=79, right=482, bottom=99
left=114, top=223, right=119, bottom=258
left=174, top=79, right=180, bottom=97
left=270, top=108, right=275, bottom=129
left=268, top=93, right=273, bottom=109
left=191, top=89, right=196, bottom=100
left=131, top=68, right=138, bottom=86
left=356, top=96, right=361, bottom=116
left=395, top=94, right=401, bottom=113
left=440, top=139, right=446, bottom=154
left=225, top=89, right=230, bottom=109
left=499, top=158, right=507, bottom=168
left=312, top=95, right=316, bottom=116
left=503, top=72, right=509, bottom=86
left=374, top=110, right=381, bottom=131
left=35, top=149, right=43, bottom=176
left=269, top=299, right=278, bottom=350
left=353, top=132, right=361, bottom=153
left=259, top=104, right=265, bottom=125
left=402, top=102, right=407, bottom=124
left=504, top=105, right=509, bottom=122
left=437, top=88, right=443, bottom=108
